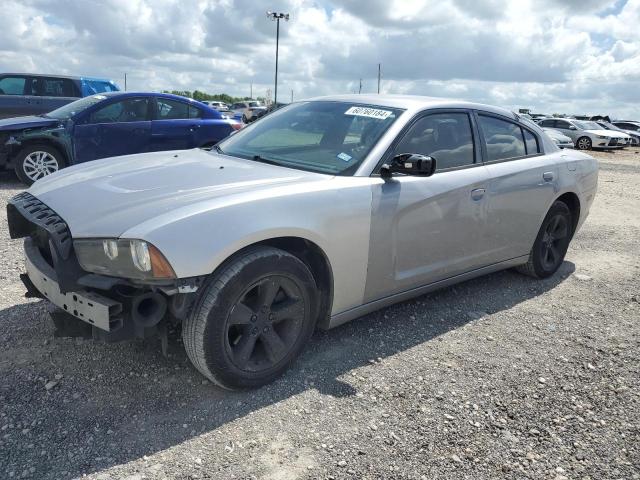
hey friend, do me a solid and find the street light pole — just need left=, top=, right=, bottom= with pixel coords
left=267, top=11, right=289, bottom=106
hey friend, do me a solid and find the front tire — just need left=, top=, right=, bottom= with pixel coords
left=576, top=136, right=592, bottom=150
left=183, top=247, right=318, bottom=389
left=14, top=144, right=65, bottom=185
left=517, top=201, right=572, bottom=279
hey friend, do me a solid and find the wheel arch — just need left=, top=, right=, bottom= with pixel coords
left=10, top=137, right=69, bottom=166
left=554, top=191, right=581, bottom=237
left=210, top=236, right=335, bottom=330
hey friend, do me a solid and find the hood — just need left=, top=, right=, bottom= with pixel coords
left=584, top=129, right=623, bottom=138
left=0, top=115, right=59, bottom=132
left=621, top=129, right=640, bottom=138
left=29, top=148, right=327, bottom=238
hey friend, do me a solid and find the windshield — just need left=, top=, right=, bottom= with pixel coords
left=46, top=95, right=107, bottom=120
left=599, top=121, right=621, bottom=131
left=217, top=101, right=404, bottom=175
left=248, top=101, right=262, bottom=108
left=574, top=120, right=602, bottom=130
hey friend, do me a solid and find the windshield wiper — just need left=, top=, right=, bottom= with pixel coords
left=213, top=144, right=224, bottom=154
left=251, top=155, right=281, bottom=167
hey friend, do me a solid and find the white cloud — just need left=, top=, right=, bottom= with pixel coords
left=0, top=0, right=639, bottom=117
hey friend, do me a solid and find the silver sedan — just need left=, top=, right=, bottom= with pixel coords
left=8, top=95, right=599, bottom=389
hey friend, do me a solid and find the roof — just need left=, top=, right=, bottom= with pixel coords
left=306, top=94, right=518, bottom=119
left=87, top=91, right=204, bottom=102
left=2, top=73, right=116, bottom=83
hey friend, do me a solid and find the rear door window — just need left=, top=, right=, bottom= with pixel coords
left=156, top=99, right=191, bottom=119
left=555, top=120, right=572, bottom=130
left=0, top=76, right=27, bottom=95
left=188, top=105, right=204, bottom=119
left=478, top=114, right=526, bottom=161
left=35, top=77, right=78, bottom=97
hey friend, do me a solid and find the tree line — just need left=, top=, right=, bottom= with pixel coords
left=162, top=90, right=266, bottom=104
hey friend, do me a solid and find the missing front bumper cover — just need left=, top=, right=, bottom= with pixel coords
left=25, top=238, right=122, bottom=332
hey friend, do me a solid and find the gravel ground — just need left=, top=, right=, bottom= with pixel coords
left=0, top=149, right=639, bottom=480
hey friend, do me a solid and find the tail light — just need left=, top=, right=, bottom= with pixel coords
left=230, top=122, right=243, bottom=131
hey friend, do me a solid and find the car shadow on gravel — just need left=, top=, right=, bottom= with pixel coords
left=0, top=261, right=575, bottom=479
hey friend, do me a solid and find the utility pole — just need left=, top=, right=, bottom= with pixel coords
left=124, top=73, right=127, bottom=91
left=359, top=78, right=362, bottom=94
left=250, top=81, right=253, bottom=99
left=267, top=11, right=290, bottom=106
left=377, top=64, right=381, bottom=94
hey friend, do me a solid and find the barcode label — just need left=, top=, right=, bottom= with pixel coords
left=344, top=106, right=392, bottom=120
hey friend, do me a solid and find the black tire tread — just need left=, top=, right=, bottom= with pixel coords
left=182, top=247, right=313, bottom=390
left=517, top=200, right=571, bottom=279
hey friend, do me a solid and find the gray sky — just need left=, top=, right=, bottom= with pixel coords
left=2, top=0, right=639, bottom=118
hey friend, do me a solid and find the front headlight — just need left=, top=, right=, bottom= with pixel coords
left=596, top=135, right=607, bottom=139
left=74, top=239, right=176, bottom=280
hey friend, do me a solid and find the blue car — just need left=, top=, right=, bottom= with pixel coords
left=0, top=92, right=243, bottom=184
left=0, top=73, right=120, bottom=119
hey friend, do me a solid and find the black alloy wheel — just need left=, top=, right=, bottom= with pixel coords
left=182, top=246, right=318, bottom=389
left=517, top=201, right=573, bottom=279
left=539, top=213, right=570, bottom=272
left=225, top=275, right=305, bottom=372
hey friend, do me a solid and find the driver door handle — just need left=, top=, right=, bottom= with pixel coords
left=471, top=188, right=486, bottom=201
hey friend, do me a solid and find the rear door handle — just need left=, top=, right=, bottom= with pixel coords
left=471, top=188, right=486, bottom=201
left=543, top=171, right=554, bottom=182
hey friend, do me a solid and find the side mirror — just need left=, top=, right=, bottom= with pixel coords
left=569, top=126, right=577, bottom=130
left=381, top=153, right=436, bottom=178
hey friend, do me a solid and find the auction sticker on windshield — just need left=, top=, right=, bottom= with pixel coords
left=345, top=106, right=392, bottom=120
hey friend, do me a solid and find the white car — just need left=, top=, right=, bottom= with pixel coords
left=596, top=120, right=640, bottom=146
left=538, top=118, right=626, bottom=150
left=201, top=100, right=230, bottom=111
left=231, top=100, right=267, bottom=123
left=543, top=128, right=574, bottom=149
left=8, top=95, right=599, bottom=389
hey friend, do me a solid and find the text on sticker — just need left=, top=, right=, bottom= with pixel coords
left=345, top=106, right=392, bottom=120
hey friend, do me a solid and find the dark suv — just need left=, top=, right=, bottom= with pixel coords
left=0, top=73, right=120, bottom=119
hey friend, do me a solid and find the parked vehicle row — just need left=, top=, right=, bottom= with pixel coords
left=0, top=73, right=119, bottom=120
left=0, top=92, right=242, bottom=184
left=8, top=95, right=598, bottom=388
left=536, top=117, right=629, bottom=150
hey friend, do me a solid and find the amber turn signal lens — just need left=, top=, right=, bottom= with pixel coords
left=149, top=244, right=176, bottom=279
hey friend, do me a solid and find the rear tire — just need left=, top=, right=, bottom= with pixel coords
left=517, top=201, right=572, bottom=279
left=14, top=144, right=65, bottom=186
left=182, top=247, right=318, bottom=389
left=576, top=136, right=592, bottom=150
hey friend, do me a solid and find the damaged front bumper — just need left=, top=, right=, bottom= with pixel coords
left=8, top=192, right=201, bottom=342
left=23, top=237, right=123, bottom=331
